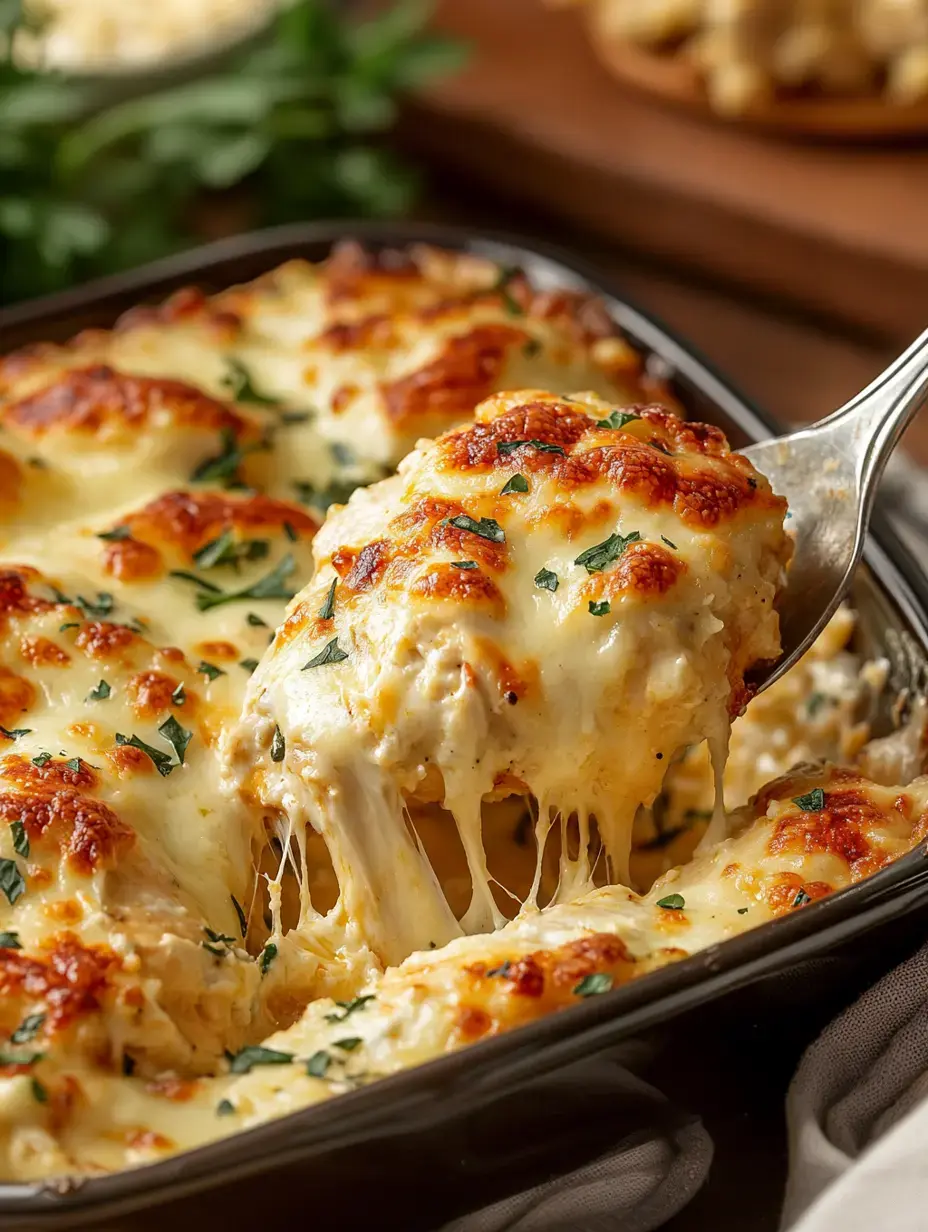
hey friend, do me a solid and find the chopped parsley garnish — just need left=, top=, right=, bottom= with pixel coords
left=575, top=530, right=641, bottom=574
left=493, top=265, right=523, bottom=316
left=231, top=895, right=248, bottom=938
left=283, top=521, right=299, bottom=543
left=227, top=1045, right=294, bottom=1074
left=75, top=592, right=113, bottom=619
left=324, top=995, right=374, bottom=1024
left=806, top=692, right=827, bottom=717
left=0, top=931, right=21, bottom=949
left=259, top=943, right=278, bottom=975
left=792, top=888, right=812, bottom=908
left=595, top=410, right=640, bottom=430
left=332, top=1037, right=362, bottom=1052
left=204, top=927, right=237, bottom=946
left=293, top=477, right=364, bottom=515
left=158, top=715, right=192, bottom=766
left=59, top=623, right=80, bottom=632
left=302, top=638, right=349, bottom=670
left=11, top=1013, right=45, bottom=1044
left=116, top=733, right=175, bottom=777
left=169, top=569, right=223, bottom=594
left=588, top=600, right=610, bottom=616
left=194, top=554, right=297, bottom=612
left=651, top=440, right=671, bottom=455
left=446, top=514, right=505, bottom=543
left=0, top=859, right=26, bottom=905
left=191, top=427, right=257, bottom=486
left=87, top=679, right=111, bottom=701
left=661, top=536, right=677, bottom=550
left=573, top=973, right=613, bottom=997
left=31, top=753, right=51, bottom=768
left=306, top=1051, right=331, bottom=1078
left=0, top=1050, right=42, bottom=1068
left=216, top=1099, right=236, bottom=1116
left=96, top=525, right=131, bottom=542
left=281, top=410, right=311, bottom=425
left=497, top=439, right=565, bottom=457
left=318, top=578, right=337, bottom=621
left=194, top=530, right=270, bottom=571
left=240, top=658, right=259, bottom=674
left=522, top=338, right=542, bottom=358
left=10, top=820, right=28, bottom=859
left=737, top=907, right=749, bottom=915
left=500, top=473, right=529, bottom=495
left=246, top=612, right=268, bottom=628
left=270, top=725, right=286, bottom=763
left=64, top=757, right=83, bottom=773
left=0, top=726, right=31, bottom=739
left=30, top=1078, right=47, bottom=1104
left=171, top=683, right=186, bottom=706
left=656, top=894, right=685, bottom=910
left=486, top=961, right=511, bottom=979
left=330, top=442, right=354, bottom=468
left=197, top=661, right=226, bottom=682
left=534, top=567, right=559, bottom=592
left=451, top=561, right=479, bottom=570
left=792, top=788, right=826, bottom=813
left=222, top=359, right=280, bottom=407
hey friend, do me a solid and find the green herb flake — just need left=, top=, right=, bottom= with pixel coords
left=31, top=753, right=51, bottom=768
left=96, top=525, right=131, bottom=542
left=246, top=612, right=268, bottom=628
left=325, top=995, right=374, bottom=1024
left=222, top=358, right=280, bottom=407
left=661, top=536, right=677, bottom=550
left=575, top=530, right=641, bottom=574
left=737, top=907, right=749, bottom=915
left=191, top=428, right=246, bottom=485
left=227, top=1045, right=294, bottom=1075
left=283, top=521, right=299, bottom=543
left=216, top=1099, right=236, bottom=1116
left=588, top=600, right=610, bottom=616
left=534, top=568, right=559, bottom=593
left=194, top=554, right=297, bottom=612
left=171, top=683, right=186, bottom=706
left=10, top=820, right=29, bottom=859
left=259, top=943, right=278, bottom=975
left=158, top=714, right=193, bottom=766
left=169, top=569, right=223, bottom=594
left=656, top=894, right=685, bottom=910
left=0, top=931, right=21, bottom=949
left=87, top=679, right=111, bottom=701
left=486, top=961, right=511, bottom=978
left=30, top=1077, right=47, bottom=1104
left=595, top=410, right=640, bottom=430
left=806, top=692, right=827, bottom=717
left=573, top=973, right=613, bottom=997
left=197, top=661, right=226, bottom=682
left=75, top=592, right=114, bottom=619
left=332, top=1037, right=363, bottom=1052
left=0, top=726, right=31, bottom=740
left=270, top=725, right=286, bottom=763
left=493, top=266, right=523, bottom=316
left=792, top=788, right=826, bottom=813
left=792, top=888, right=812, bottom=909
left=59, top=623, right=80, bottom=633
left=240, top=658, right=259, bottom=674
left=522, top=338, right=542, bottom=359
left=318, top=578, right=337, bottom=621
left=204, top=927, right=236, bottom=947
left=11, top=1012, right=45, bottom=1045
left=115, top=733, right=175, bottom=777
left=497, top=439, right=565, bottom=457
left=500, top=473, right=529, bottom=496
left=0, top=859, right=26, bottom=905
left=306, top=1050, right=331, bottom=1079
left=302, top=638, right=349, bottom=670
left=446, top=513, right=505, bottom=543
left=193, top=529, right=238, bottom=569
left=231, top=895, right=248, bottom=939
left=451, top=561, right=479, bottom=570
left=64, top=757, right=83, bottom=773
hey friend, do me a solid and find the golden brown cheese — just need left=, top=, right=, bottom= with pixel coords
left=232, top=388, right=789, bottom=970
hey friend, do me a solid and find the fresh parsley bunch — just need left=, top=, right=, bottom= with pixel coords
left=0, top=0, right=465, bottom=303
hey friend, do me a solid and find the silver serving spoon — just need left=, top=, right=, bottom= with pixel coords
left=744, top=328, right=928, bottom=694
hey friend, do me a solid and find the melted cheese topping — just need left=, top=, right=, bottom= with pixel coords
left=0, top=245, right=919, bottom=1186
left=233, top=388, right=789, bottom=968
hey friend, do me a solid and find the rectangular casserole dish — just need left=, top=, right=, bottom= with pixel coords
left=1, top=221, right=927, bottom=1231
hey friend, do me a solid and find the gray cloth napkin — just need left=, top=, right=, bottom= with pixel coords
left=444, top=1058, right=712, bottom=1232
left=782, top=941, right=928, bottom=1231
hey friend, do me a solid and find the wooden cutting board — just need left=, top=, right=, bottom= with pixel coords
left=405, top=0, right=928, bottom=345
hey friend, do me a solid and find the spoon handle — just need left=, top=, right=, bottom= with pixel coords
left=821, top=327, right=928, bottom=516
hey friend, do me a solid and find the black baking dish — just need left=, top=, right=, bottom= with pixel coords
left=1, top=222, right=927, bottom=1231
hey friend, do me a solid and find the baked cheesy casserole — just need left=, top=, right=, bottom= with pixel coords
left=0, top=241, right=924, bottom=1181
